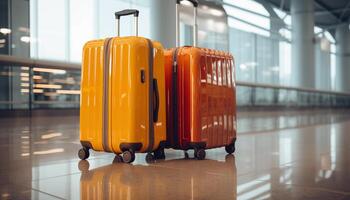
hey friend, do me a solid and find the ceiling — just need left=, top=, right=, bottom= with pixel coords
left=264, top=0, right=350, bottom=30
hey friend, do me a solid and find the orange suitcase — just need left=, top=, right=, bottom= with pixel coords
left=164, top=0, right=237, bottom=159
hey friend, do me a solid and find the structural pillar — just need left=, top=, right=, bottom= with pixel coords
left=335, top=24, right=350, bottom=92
left=291, top=0, right=315, bottom=88
left=149, top=0, right=176, bottom=48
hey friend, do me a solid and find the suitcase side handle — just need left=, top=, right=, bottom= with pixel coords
left=114, top=9, right=139, bottom=37
left=176, top=0, right=198, bottom=47
left=153, top=78, right=160, bottom=122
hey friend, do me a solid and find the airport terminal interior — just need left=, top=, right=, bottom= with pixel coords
left=1, top=0, right=350, bottom=199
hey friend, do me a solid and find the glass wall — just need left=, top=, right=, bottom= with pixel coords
left=30, top=0, right=152, bottom=63
left=0, top=0, right=345, bottom=96
left=0, top=0, right=30, bottom=57
left=0, top=63, right=80, bottom=110
left=223, top=0, right=336, bottom=90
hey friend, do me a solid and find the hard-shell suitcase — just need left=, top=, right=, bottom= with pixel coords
left=79, top=9, right=167, bottom=163
left=79, top=155, right=236, bottom=200
left=164, top=0, right=237, bottom=159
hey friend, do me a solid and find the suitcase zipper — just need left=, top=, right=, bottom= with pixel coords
left=102, top=37, right=113, bottom=152
left=172, top=48, right=180, bottom=148
left=146, top=39, right=155, bottom=152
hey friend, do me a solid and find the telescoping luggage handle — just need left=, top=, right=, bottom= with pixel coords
left=115, top=9, right=139, bottom=37
left=176, top=0, right=198, bottom=47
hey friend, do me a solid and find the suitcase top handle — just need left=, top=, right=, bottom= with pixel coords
left=176, top=0, right=199, bottom=47
left=114, top=9, right=139, bottom=37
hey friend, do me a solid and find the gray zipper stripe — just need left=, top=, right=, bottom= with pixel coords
left=147, top=39, right=154, bottom=152
left=102, top=38, right=113, bottom=152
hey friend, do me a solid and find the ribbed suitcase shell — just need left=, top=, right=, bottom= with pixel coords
left=164, top=47, right=237, bottom=150
left=80, top=36, right=166, bottom=154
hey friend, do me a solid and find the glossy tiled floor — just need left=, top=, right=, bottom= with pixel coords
left=1, top=109, right=350, bottom=200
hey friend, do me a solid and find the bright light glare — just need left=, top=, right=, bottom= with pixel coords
left=224, top=0, right=269, bottom=16
left=227, top=17, right=270, bottom=37
left=33, top=89, right=44, bottom=93
left=224, top=5, right=270, bottom=29
left=41, top=132, right=62, bottom=139
left=21, top=89, right=29, bottom=93
left=279, top=28, right=291, bottom=40
left=0, top=28, right=11, bottom=34
left=34, top=84, right=62, bottom=89
left=33, top=68, right=66, bottom=74
left=20, top=36, right=31, bottom=43
left=56, top=90, right=80, bottom=95
left=314, top=26, right=323, bottom=34
left=33, top=75, right=42, bottom=80
left=324, top=31, right=335, bottom=43
left=21, top=83, right=29, bottom=87
left=273, top=7, right=286, bottom=19
left=210, top=8, right=224, bottom=17
left=33, top=148, right=64, bottom=155
left=180, top=0, right=192, bottom=6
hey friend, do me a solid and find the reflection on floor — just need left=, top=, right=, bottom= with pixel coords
left=0, top=109, right=350, bottom=199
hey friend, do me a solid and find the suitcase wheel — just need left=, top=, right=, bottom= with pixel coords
left=225, top=143, right=236, bottom=154
left=184, top=151, right=190, bottom=159
left=145, top=152, right=155, bottom=163
left=78, top=148, right=90, bottom=160
left=194, top=149, right=206, bottom=160
left=154, top=148, right=166, bottom=160
left=113, top=154, right=123, bottom=163
left=122, top=150, right=136, bottom=163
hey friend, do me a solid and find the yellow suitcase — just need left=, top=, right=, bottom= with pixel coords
left=78, top=9, right=167, bottom=163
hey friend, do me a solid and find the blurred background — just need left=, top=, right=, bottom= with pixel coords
left=1, top=1, right=350, bottom=199
left=1, top=0, right=350, bottom=115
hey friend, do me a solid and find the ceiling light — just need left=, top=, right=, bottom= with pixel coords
left=33, top=75, right=42, bottom=80
left=33, top=68, right=66, bottom=74
left=20, top=36, right=30, bottom=43
left=35, top=84, right=62, bottom=89
left=210, top=9, right=224, bottom=17
left=33, top=89, right=44, bottom=93
left=21, top=89, right=29, bottom=93
left=0, top=28, right=11, bottom=34
left=21, top=83, right=29, bottom=87
left=21, top=77, right=29, bottom=82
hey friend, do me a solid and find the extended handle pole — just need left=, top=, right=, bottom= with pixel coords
left=115, top=9, right=139, bottom=37
left=175, top=0, right=198, bottom=47
left=193, top=7, right=198, bottom=47
left=116, top=19, right=120, bottom=36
